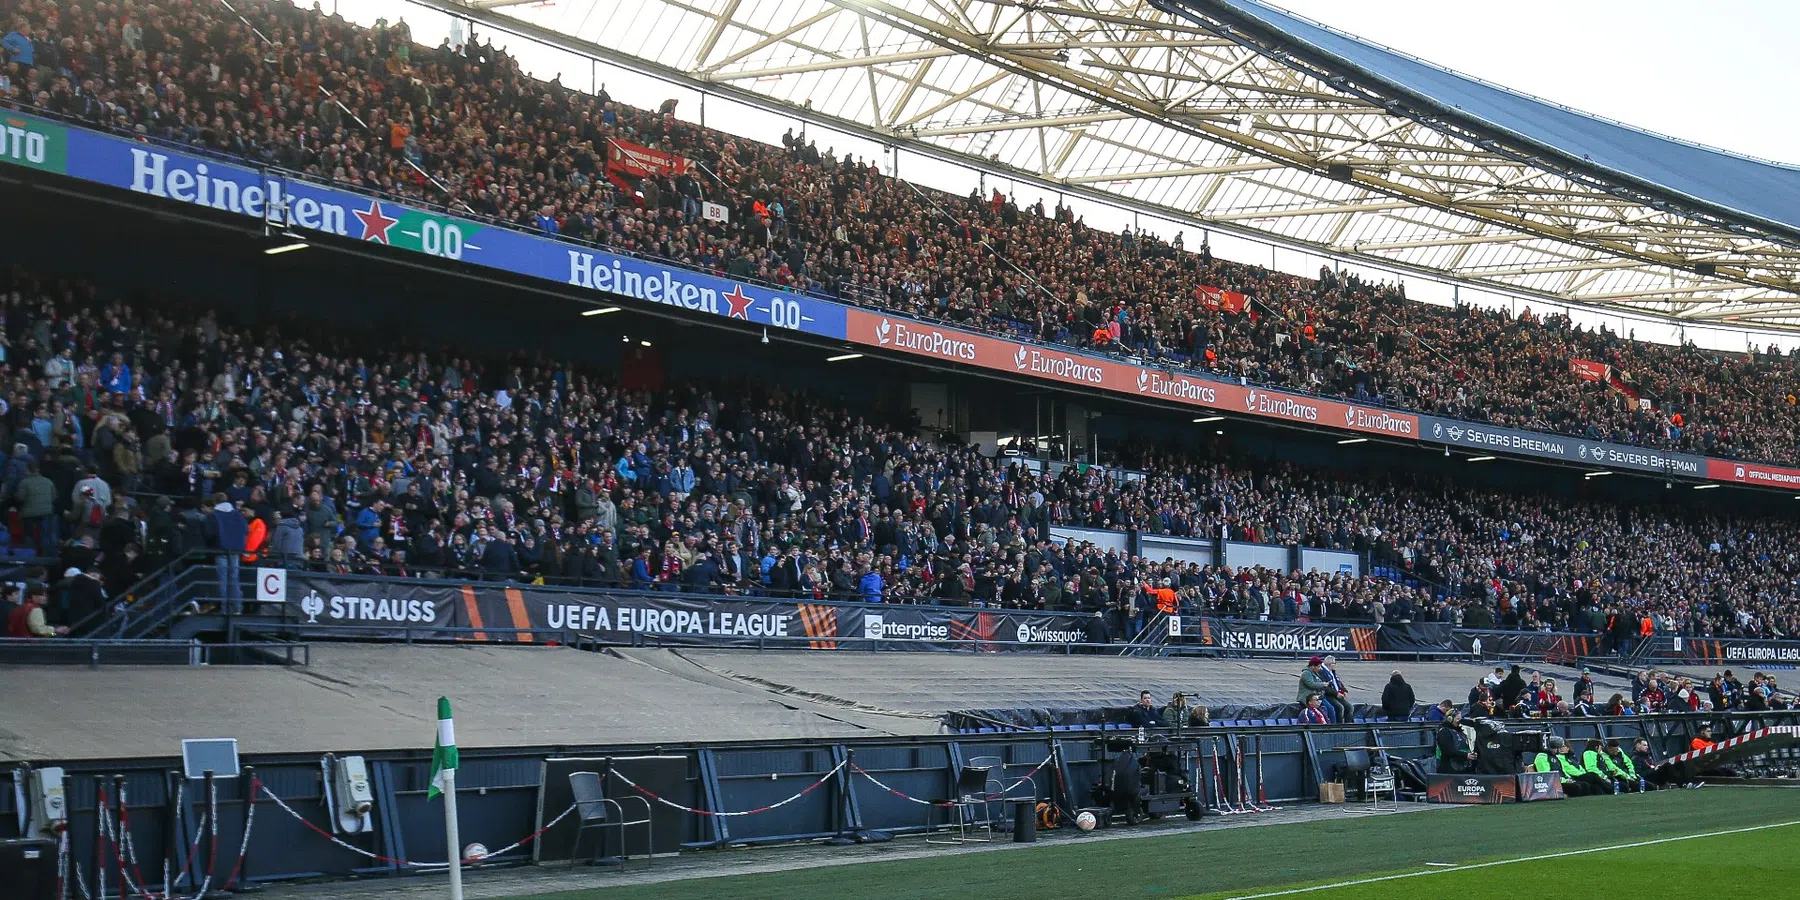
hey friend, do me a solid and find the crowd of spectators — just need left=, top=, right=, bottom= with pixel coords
left=0, top=2, right=1797, bottom=645
left=1453, top=664, right=1793, bottom=718
left=5, top=0, right=1800, bottom=468
left=0, top=262, right=1795, bottom=647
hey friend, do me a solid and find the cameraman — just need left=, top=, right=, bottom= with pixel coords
left=1434, top=706, right=1477, bottom=773
left=1161, top=691, right=1208, bottom=731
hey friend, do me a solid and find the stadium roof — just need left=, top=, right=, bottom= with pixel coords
left=444, top=0, right=1800, bottom=330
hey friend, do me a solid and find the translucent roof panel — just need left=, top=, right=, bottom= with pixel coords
left=1181, top=0, right=1800, bottom=239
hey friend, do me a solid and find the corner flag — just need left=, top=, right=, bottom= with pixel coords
left=428, top=697, right=459, bottom=801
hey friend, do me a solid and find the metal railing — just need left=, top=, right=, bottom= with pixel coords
left=0, top=637, right=309, bottom=667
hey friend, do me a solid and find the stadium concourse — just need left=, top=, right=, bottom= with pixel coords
left=8, top=0, right=1800, bottom=468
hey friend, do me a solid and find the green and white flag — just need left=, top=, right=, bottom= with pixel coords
left=428, top=696, right=459, bottom=801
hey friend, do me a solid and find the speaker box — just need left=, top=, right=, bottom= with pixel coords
left=0, top=838, right=58, bottom=900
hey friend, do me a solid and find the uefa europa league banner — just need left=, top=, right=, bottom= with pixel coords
left=1166, top=615, right=1380, bottom=658
left=262, top=569, right=1096, bottom=649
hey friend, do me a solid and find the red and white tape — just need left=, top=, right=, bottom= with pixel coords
left=851, top=751, right=1057, bottom=807
left=607, top=760, right=847, bottom=817
left=258, top=782, right=575, bottom=868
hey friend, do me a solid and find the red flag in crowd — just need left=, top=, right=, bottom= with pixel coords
left=1568, top=358, right=1609, bottom=382
left=606, top=137, right=692, bottom=178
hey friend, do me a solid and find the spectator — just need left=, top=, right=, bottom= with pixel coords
left=208, top=496, right=249, bottom=611
left=1381, top=670, right=1416, bottom=721
left=1298, top=656, right=1334, bottom=717
left=1123, top=690, right=1160, bottom=728
left=6, top=586, right=65, bottom=637
left=1299, top=693, right=1329, bottom=725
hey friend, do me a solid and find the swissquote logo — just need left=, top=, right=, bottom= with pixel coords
left=1014, top=621, right=1087, bottom=643
left=1736, top=465, right=1747, bottom=479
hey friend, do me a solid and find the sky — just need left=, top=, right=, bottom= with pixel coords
left=1272, top=0, right=1800, bottom=165
left=324, top=0, right=1798, bottom=348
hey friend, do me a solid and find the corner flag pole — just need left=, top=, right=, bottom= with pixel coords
left=429, top=697, right=463, bottom=900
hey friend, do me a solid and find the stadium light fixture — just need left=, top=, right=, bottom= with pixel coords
left=1467, top=456, right=1496, bottom=462
left=640, top=340, right=653, bottom=347
left=263, top=241, right=308, bottom=255
left=1337, top=438, right=1368, bottom=445
left=1584, top=471, right=1614, bottom=478
left=1193, top=415, right=1224, bottom=423
left=1692, top=484, right=1719, bottom=490
left=1215, top=429, right=1225, bottom=436
left=826, top=353, right=864, bottom=362
left=581, top=306, right=621, bottom=316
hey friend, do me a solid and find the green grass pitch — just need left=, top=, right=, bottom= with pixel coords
left=524, top=787, right=1798, bottom=900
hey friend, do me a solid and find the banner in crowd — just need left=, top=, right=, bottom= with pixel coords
left=605, top=138, right=692, bottom=178
left=701, top=201, right=729, bottom=223
left=1168, top=616, right=1378, bottom=659
left=1419, top=416, right=1706, bottom=477
left=1196, top=285, right=1249, bottom=313
left=1675, top=636, right=1800, bottom=665
left=8, top=109, right=1797, bottom=490
left=1568, top=358, right=1609, bottom=382
left=260, top=570, right=1095, bottom=650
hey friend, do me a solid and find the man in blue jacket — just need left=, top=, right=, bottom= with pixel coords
left=859, top=565, right=884, bottom=601
left=209, top=497, right=249, bottom=611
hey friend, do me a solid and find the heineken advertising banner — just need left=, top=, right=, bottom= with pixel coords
left=264, top=569, right=1095, bottom=650
left=1167, top=616, right=1379, bottom=659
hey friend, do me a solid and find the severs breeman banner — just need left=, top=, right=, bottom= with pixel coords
left=262, top=569, right=1096, bottom=650
left=7, top=109, right=1800, bottom=489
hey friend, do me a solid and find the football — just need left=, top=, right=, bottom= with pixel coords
left=462, top=842, right=489, bottom=862
left=1075, top=811, right=1097, bottom=831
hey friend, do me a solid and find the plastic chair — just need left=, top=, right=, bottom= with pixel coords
left=568, top=771, right=652, bottom=867
left=928, top=763, right=996, bottom=844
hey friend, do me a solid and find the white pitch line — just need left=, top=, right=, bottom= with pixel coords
left=1219, top=818, right=1800, bottom=900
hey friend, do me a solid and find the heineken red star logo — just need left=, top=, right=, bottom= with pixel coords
left=355, top=201, right=399, bottom=243
left=723, top=285, right=754, bottom=319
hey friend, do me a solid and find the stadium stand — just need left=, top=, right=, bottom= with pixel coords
left=5, top=0, right=1800, bottom=470
left=0, top=259, right=1796, bottom=643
